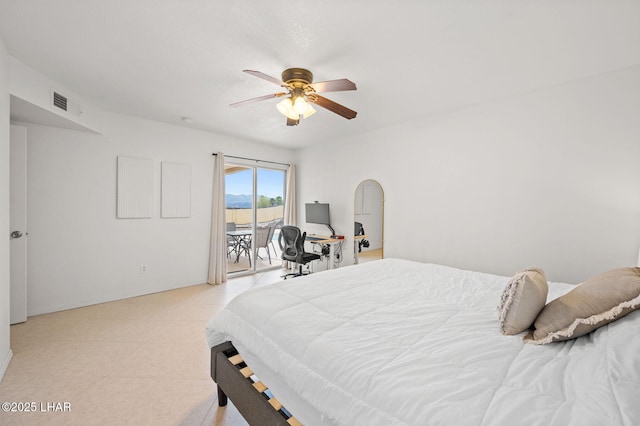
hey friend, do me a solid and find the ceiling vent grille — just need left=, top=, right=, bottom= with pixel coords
left=51, top=90, right=82, bottom=116
left=52, top=91, right=68, bottom=111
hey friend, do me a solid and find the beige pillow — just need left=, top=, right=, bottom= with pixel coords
left=498, top=267, right=548, bottom=335
left=524, top=267, right=640, bottom=345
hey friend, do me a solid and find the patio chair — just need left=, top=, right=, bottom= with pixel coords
left=226, top=222, right=237, bottom=258
left=266, top=219, right=282, bottom=259
left=252, top=225, right=272, bottom=265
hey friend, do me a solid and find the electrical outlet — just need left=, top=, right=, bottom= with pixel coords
left=140, top=265, right=148, bottom=273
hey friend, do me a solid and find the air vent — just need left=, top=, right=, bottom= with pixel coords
left=52, top=91, right=68, bottom=111
left=51, top=90, right=82, bottom=116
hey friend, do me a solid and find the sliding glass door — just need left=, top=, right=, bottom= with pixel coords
left=225, top=163, right=286, bottom=275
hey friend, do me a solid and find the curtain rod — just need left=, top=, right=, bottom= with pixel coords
left=212, top=153, right=289, bottom=167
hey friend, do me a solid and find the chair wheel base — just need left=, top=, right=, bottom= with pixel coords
left=281, top=268, right=311, bottom=280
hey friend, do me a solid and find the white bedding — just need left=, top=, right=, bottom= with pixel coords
left=206, top=259, right=640, bottom=426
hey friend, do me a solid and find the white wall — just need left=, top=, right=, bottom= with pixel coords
left=10, top=57, right=101, bottom=133
left=296, top=66, right=640, bottom=284
left=9, top=59, right=294, bottom=316
left=0, top=38, right=12, bottom=380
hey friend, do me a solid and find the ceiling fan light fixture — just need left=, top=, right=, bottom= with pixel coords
left=302, top=104, right=317, bottom=119
left=276, top=98, right=299, bottom=120
left=293, top=96, right=310, bottom=115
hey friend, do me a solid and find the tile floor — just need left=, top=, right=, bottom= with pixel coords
left=227, top=245, right=283, bottom=274
left=0, top=269, right=285, bottom=426
left=357, top=248, right=382, bottom=263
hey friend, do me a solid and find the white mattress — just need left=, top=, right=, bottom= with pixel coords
left=206, top=259, right=640, bottom=426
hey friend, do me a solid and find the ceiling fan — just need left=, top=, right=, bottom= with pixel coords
left=230, top=68, right=357, bottom=126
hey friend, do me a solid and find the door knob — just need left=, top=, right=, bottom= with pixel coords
left=10, top=231, right=22, bottom=239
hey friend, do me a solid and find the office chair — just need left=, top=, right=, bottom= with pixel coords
left=354, top=221, right=370, bottom=253
left=278, top=225, right=321, bottom=279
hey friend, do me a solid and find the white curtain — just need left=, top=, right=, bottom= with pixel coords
left=284, top=163, right=296, bottom=226
left=208, top=152, right=227, bottom=284
left=282, top=164, right=296, bottom=269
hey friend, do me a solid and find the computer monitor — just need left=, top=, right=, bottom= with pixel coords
left=305, top=202, right=336, bottom=236
left=305, top=202, right=330, bottom=225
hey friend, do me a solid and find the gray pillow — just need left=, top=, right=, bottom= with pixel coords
left=524, top=267, right=640, bottom=344
left=498, top=267, right=548, bottom=335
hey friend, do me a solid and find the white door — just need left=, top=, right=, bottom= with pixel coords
left=10, top=124, right=27, bottom=324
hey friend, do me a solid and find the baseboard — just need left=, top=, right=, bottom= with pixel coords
left=0, top=349, right=13, bottom=382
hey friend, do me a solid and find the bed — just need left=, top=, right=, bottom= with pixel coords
left=206, top=258, right=640, bottom=425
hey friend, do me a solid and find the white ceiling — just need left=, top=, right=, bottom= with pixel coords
left=1, top=0, right=638, bottom=149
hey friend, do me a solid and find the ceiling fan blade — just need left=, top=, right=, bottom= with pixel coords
left=229, top=93, right=286, bottom=107
left=286, top=117, right=300, bottom=126
left=310, top=95, right=357, bottom=120
left=308, top=79, right=357, bottom=93
left=243, top=70, right=286, bottom=86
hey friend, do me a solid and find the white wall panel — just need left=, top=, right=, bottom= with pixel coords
left=117, top=156, right=153, bottom=218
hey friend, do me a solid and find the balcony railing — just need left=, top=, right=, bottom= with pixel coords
left=226, top=205, right=284, bottom=228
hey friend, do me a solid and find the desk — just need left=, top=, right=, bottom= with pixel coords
left=226, top=230, right=252, bottom=264
left=306, top=234, right=343, bottom=270
left=353, top=234, right=368, bottom=264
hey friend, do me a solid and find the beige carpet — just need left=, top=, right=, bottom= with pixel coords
left=0, top=270, right=285, bottom=426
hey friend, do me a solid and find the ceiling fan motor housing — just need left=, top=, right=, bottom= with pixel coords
left=282, top=68, right=313, bottom=86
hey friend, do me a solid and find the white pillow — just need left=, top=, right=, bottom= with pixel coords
left=498, top=267, right=548, bottom=335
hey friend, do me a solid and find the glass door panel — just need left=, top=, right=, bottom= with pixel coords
left=225, top=164, right=286, bottom=275
left=255, top=168, right=286, bottom=272
left=225, top=166, right=254, bottom=274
